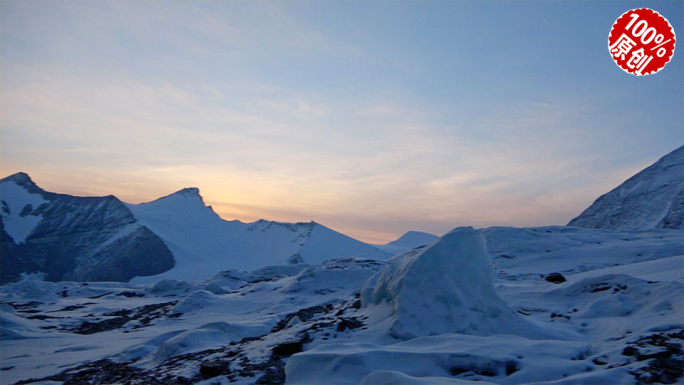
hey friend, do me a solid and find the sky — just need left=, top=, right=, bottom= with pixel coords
left=1, top=1, right=682, bottom=243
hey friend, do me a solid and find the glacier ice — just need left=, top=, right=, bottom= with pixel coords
left=361, top=227, right=556, bottom=340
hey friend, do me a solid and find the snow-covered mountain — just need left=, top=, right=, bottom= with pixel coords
left=375, top=230, right=438, bottom=255
left=568, top=146, right=683, bottom=230
left=0, top=173, right=174, bottom=284
left=0, top=173, right=391, bottom=284
left=125, top=188, right=391, bottom=282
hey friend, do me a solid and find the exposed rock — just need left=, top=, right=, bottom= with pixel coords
left=545, top=273, right=567, bottom=284
left=627, top=331, right=684, bottom=385
left=272, top=340, right=304, bottom=357
left=336, top=317, right=364, bottom=332
left=199, top=360, right=231, bottom=377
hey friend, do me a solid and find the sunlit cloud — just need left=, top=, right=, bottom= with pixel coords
left=0, top=67, right=670, bottom=242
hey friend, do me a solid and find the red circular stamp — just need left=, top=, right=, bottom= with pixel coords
left=608, top=8, right=676, bottom=76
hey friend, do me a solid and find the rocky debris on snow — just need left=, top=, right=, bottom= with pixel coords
left=272, top=340, right=304, bottom=357
left=271, top=305, right=331, bottom=333
left=199, top=360, right=231, bottom=377
left=13, top=294, right=371, bottom=385
left=336, top=317, right=364, bottom=332
left=626, top=331, right=684, bottom=385
left=13, top=359, right=165, bottom=385
left=449, top=360, right=520, bottom=377
left=66, top=301, right=178, bottom=334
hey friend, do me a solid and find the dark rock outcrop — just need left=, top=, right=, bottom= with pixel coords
left=0, top=173, right=175, bottom=284
left=545, top=273, right=567, bottom=284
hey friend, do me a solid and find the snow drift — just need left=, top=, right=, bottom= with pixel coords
left=285, top=334, right=592, bottom=385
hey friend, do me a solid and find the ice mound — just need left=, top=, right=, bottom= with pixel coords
left=543, top=273, right=684, bottom=336
left=203, top=282, right=230, bottom=294
left=359, top=371, right=497, bottom=385
left=1, top=306, right=41, bottom=340
left=1, top=273, right=56, bottom=301
left=280, top=258, right=387, bottom=295
left=171, top=290, right=218, bottom=315
left=199, top=321, right=269, bottom=339
left=361, top=227, right=553, bottom=339
left=151, top=279, right=197, bottom=295
left=285, top=333, right=592, bottom=385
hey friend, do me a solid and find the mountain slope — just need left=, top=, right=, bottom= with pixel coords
left=0, top=173, right=175, bottom=284
left=376, top=230, right=439, bottom=255
left=126, top=190, right=391, bottom=282
left=568, top=146, right=684, bottom=230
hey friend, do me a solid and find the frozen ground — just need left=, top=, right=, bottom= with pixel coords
left=1, top=226, right=682, bottom=385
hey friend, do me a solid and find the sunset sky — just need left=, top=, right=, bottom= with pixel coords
left=1, top=1, right=682, bottom=243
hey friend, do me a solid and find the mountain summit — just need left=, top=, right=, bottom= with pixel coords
left=568, top=146, right=683, bottom=230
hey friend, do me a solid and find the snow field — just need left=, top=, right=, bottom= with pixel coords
left=0, top=226, right=682, bottom=385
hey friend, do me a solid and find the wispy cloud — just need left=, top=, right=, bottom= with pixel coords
left=0, top=67, right=659, bottom=242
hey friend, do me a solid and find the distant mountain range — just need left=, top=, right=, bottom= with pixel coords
left=3, top=146, right=681, bottom=284
left=568, top=146, right=683, bottom=230
left=0, top=173, right=391, bottom=284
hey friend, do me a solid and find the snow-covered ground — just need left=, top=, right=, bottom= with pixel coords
left=1, top=225, right=681, bottom=385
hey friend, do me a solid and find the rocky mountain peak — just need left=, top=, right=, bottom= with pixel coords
left=0, top=172, right=46, bottom=196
